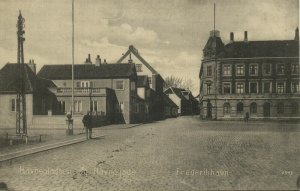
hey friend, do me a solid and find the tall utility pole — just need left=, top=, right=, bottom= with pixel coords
left=16, top=11, right=27, bottom=135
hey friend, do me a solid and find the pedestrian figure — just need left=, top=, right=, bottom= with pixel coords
left=82, top=111, right=93, bottom=139
left=244, top=112, right=249, bottom=123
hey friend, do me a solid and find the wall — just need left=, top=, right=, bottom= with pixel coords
left=53, top=78, right=132, bottom=124
left=168, top=94, right=181, bottom=114
left=0, top=94, right=33, bottom=129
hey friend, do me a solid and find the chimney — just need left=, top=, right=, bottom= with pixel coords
left=95, top=55, right=101, bottom=66
left=230, top=32, right=234, bottom=43
left=295, top=27, right=299, bottom=41
left=85, top=54, right=92, bottom=64
left=103, top=59, right=107, bottom=64
left=27, top=59, right=36, bottom=74
left=244, top=31, right=248, bottom=42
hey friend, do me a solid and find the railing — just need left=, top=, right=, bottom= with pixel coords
left=56, top=88, right=106, bottom=95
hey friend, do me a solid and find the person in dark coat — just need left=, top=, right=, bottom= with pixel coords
left=82, top=111, right=93, bottom=139
left=244, top=112, right=249, bottom=123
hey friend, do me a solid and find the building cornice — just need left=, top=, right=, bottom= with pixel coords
left=202, top=57, right=299, bottom=63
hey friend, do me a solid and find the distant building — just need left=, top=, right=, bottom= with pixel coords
left=0, top=63, right=58, bottom=128
left=164, top=87, right=199, bottom=116
left=199, top=28, right=300, bottom=120
left=37, top=57, right=139, bottom=124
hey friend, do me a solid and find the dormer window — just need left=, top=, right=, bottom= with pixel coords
left=136, top=64, right=142, bottom=72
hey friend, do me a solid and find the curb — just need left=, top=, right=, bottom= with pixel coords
left=0, top=123, right=144, bottom=166
left=0, top=136, right=100, bottom=166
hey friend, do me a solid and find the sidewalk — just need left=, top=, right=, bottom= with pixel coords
left=0, top=123, right=142, bottom=165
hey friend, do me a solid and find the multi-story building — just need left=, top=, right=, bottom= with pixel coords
left=38, top=55, right=139, bottom=124
left=199, top=28, right=300, bottom=120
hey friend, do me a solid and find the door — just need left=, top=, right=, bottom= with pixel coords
left=263, top=102, right=271, bottom=117
left=207, top=101, right=212, bottom=119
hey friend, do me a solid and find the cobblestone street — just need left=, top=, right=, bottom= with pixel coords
left=0, top=117, right=299, bottom=190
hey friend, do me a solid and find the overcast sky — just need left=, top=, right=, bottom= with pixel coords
left=0, top=0, right=299, bottom=94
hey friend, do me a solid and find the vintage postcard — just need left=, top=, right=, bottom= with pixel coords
left=0, top=0, right=299, bottom=190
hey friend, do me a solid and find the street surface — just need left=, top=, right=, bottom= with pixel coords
left=0, top=117, right=299, bottom=191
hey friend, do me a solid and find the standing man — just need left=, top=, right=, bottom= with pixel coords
left=82, top=111, right=93, bottom=139
left=244, top=112, right=249, bottom=123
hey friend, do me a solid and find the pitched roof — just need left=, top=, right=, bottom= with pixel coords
left=219, top=40, right=299, bottom=58
left=137, top=75, right=149, bottom=87
left=163, top=93, right=178, bottom=108
left=0, top=63, right=56, bottom=93
left=37, top=63, right=137, bottom=80
left=116, top=45, right=158, bottom=74
left=164, top=87, right=188, bottom=100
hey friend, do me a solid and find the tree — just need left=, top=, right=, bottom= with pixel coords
left=164, top=75, right=195, bottom=92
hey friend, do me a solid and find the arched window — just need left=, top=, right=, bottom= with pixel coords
left=223, top=103, right=230, bottom=115
left=250, top=102, right=257, bottom=114
left=277, top=102, right=284, bottom=114
left=237, top=102, right=243, bottom=113
left=291, top=102, right=299, bottom=116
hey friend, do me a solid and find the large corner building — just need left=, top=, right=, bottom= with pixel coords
left=199, top=28, right=300, bottom=120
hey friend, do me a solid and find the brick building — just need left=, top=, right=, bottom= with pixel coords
left=199, top=28, right=300, bottom=120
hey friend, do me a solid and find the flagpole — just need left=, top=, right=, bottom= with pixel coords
left=71, top=0, right=74, bottom=117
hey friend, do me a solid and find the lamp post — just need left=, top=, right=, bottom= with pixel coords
left=66, top=0, right=74, bottom=135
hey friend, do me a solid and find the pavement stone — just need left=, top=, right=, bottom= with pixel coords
left=0, top=117, right=299, bottom=190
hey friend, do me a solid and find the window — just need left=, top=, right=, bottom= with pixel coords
left=291, top=82, right=299, bottom=93
left=136, top=64, right=142, bottom=72
left=120, top=102, right=124, bottom=112
left=59, top=101, right=65, bottom=113
left=223, top=65, right=231, bottom=76
left=116, top=102, right=124, bottom=113
left=207, top=66, right=212, bottom=76
left=291, top=103, right=299, bottom=116
left=291, top=64, right=299, bottom=74
left=277, top=64, right=285, bottom=74
left=116, top=80, right=124, bottom=90
left=81, top=81, right=90, bottom=88
left=90, top=100, right=98, bottom=112
left=263, top=82, right=271, bottom=93
left=250, top=82, right=258, bottom=93
left=237, top=102, right=243, bottom=113
left=11, top=98, right=16, bottom=112
left=131, top=81, right=136, bottom=91
left=74, top=100, right=82, bottom=112
left=277, top=102, right=284, bottom=114
left=223, top=103, right=230, bottom=115
left=206, top=84, right=212, bottom=95
left=76, top=81, right=80, bottom=88
left=236, top=83, right=244, bottom=94
left=249, top=64, right=258, bottom=75
left=250, top=102, right=257, bottom=114
left=223, top=83, right=231, bottom=94
left=148, top=77, right=152, bottom=84
left=277, top=82, right=284, bottom=93
left=263, top=64, right=271, bottom=75
left=236, top=65, right=244, bottom=75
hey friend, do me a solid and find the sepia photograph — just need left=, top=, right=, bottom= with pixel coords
left=0, top=0, right=299, bottom=190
